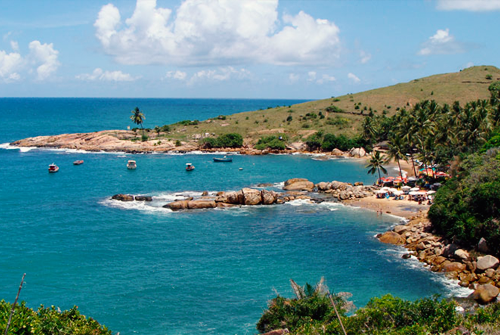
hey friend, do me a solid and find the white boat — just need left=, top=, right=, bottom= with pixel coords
left=48, top=163, right=59, bottom=173
left=127, top=160, right=137, bottom=169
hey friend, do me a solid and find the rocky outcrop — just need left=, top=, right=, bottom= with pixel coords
left=378, top=214, right=500, bottom=299
left=187, top=200, right=217, bottom=209
left=242, top=188, right=262, bottom=205
left=283, top=178, right=315, bottom=192
left=111, top=194, right=134, bottom=201
left=315, top=180, right=374, bottom=200
left=348, top=147, right=366, bottom=158
left=135, top=196, right=152, bottom=201
left=470, top=284, right=499, bottom=304
left=164, top=200, right=189, bottom=210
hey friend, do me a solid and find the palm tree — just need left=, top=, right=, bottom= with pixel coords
left=366, top=151, right=387, bottom=184
left=386, top=135, right=408, bottom=179
left=130, top=107, right=145, bottom=138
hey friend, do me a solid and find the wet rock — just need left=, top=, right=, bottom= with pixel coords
left=164, top=200, right=189, bottom=210
left=111, top=194, right=134, bottom=201
left=283, top=178, right=315, bottom=192
left=331, top=148, right=344, bottom=156
left=241, top=188, right=262, bottom=205
left=134, top=195, right=152, bottom=201
left=442, top=262, right=466, bottom=273
left=187, top=200, right=217, bottom=209
left=402, top=253, right=412, bottom=259
left=225, top=190, right=244, bottom=204
left=261, top=190, right=278, bottom=205
left=201, top=191, right=209, bottom=196
left=393, top=225, right=409, bottom=234
left=316, top=182, right=331, bottom=191
left=477, top=255, right=499, bottom=271
left=378, top=231, right=405, bottom=245
left=470, top=284, right=499, bottom=304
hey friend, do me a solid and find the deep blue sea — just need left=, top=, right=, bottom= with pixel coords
left=0, top=98, right=470, bottom=334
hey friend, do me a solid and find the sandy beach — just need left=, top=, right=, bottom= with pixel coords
left=344, top=195, right=430, bottom=219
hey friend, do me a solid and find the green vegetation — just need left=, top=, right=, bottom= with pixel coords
left=255, top=135, right=287, bottom=150
left=366, top=151, right=387, bottom=182
left=305, top=132, right=368, bottom=152
left=0, top=300, right=111, bottom=334
left=200, top=133, right=243, bottom=148
left=176, top=119, right=199, bottom=126
left=428, top=151, right=500, bottom=255
left=257, top=280, right=500, bottom=334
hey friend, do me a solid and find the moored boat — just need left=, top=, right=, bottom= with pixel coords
left=213, top=156, right=232, bottom=162
left=186, top=163, right=195, bottom=171
left=48, top=163, right=59, bottom=173
left=73, top=160, right=84, bottom=165
left=127, top=160, right=137, bottom=169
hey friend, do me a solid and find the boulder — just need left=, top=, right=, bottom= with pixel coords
left=331, top=148, right=344, bottom=156
left=187, top=200, right=217, bottom=209
left=261, top=190, right=278, bottom=205
left=201, top=191, right=209, bottom=196
left=354, top=182, right=364, bottom=186
left=441, top=243, right=460, bottom=258
left=477, top=255, right=500, bottom=271
left=393, top=225, right=409, bottom=234
left=454, top=249, right=470, bottom=261
left=442, top=262, right=466, bottom=273
left=111, top=194, right=134, bottom=201
left=283, top=178, right=315, bottom=192
left=164, top=200, right=189, bottom=210
left=330, top=181, right=349, bottom=191
left=478, top=237, right=490, bottom=253
left=349, top=147, right=366, bottom=158
left=225, top=190, right=244, bottom=204
left=134, top=195, right=152, bottom=201
left=378, top=231, right=405, bottom=245
left=470, top=284, right=499, bottom=304
left=316, top=182, right=331, bottom=191
left=242, top=188, right=262, bottom=205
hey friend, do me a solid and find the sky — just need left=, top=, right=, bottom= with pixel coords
left=1, top=0, right=499, bottom=99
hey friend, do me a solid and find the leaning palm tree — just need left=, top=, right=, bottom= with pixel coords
left=366, top=150, right=387, bottom=185
left=130, top=107, right=146, bottom=138
left=386, top=135, right=408, bottom=179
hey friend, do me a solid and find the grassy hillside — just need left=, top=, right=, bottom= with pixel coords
left=153, top=65, right=500, bottom=145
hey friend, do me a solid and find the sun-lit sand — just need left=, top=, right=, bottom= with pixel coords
left=344, top=195, right=429, bottom=219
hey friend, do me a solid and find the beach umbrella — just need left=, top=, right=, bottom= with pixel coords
left=409, top=191, right=419, bottom=195
left=402, top=186, right=411, bottom=190
left=427, top=190, right=436, bottom=194
left=410, top=187, right=420, bottom=192
left=393, top=190, right=404, bottom=195
left=375, top=190, right=387, bottom=194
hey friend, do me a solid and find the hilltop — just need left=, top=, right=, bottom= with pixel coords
left=157, top=65, right=500, bottom=145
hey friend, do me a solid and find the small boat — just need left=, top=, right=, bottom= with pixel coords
left=213, top=156, right=232, bottom=162
left=127, top=160, right=137, bottom=170
left=73, top=160, right=84, bottom=165
left=186, top=163, right=195, bottom=171
left=48, top=163, right=59, bottom=173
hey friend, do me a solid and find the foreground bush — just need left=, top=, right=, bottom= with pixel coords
left=200, top=133, right=243, bottom=148
left=0, top=300, right=112, bottom=335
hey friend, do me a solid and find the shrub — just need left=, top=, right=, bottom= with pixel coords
left=325, top=105, right=344, bottom=113
left=286, top=115, right=293, bottom=122
left=161, top=125, right=171, bottom=132
left=217, top=133, right=243, bottom=148
left=255, top=135, right=287, bottom=150
left=486, top=74, right=493, bottom=80
left=176, top=120, right=199, bottom=126
left=141, top=134, right=149, bottom=142
left=175, top=140, right=182, bottom=146
left=0, top=300, right=112, bottom=334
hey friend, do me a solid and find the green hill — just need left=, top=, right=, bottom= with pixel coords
left=157, top=65, right=500, bottom=144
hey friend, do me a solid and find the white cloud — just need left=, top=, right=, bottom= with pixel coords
left=464, top=62, right=474, bottom=69
left=288, top=73, right=299, bottom=83
left=348, top=73, right=360, bottom=83
left=94, top=0, right=341, bottom=66
left=437, top=0, right=500, bottom=11
left=307, top=71, right=317, bottom=82
left=317, top=74, right=336, bottom=84
left=76, top=68, right=137, bottom=82
left=0, top=50, right=23, bottom=82
left=360, top=51, right=371, bottom=64
left=28, top=41, right=60, bottom=80
left=189, top=67, right=251, bottom=84
left=10, top=41, right=19, bottom=52
left=418, top=28, right=465, bottom=55
left=165, top=70, right=187, bottom=81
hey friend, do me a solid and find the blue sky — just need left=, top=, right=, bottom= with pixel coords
left=1, top=0, right=499, bottom=99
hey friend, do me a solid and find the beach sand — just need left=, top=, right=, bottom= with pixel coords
left=344, top=196, right=429, bottom=219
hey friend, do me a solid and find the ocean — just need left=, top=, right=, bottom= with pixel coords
left=0, top=98, right=470, bottom=334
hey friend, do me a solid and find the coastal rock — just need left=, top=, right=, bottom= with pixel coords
left=283, top=178, right=315, bottom=192
left=470, top=284, right=500, bottom=304
left=111, top=194, right=134, bottom=201
left=330, top=181, right=349, bottom=191
left=316, top=182, right=331, bottom=191
left=441, top=243, right=460, bottom=258
left=134, top=196, right=152, bottom=201
left=393, top=225, right=409, bottom=234
left=225, top=191, right=244, bottom=204
left=262, top=329, right=289, bottom=335
left=454, top=249, right=470, bottom=261
left=477, top=255, right=500, bottom=271
left=164, top=200, right=189, bottom=210
left=242, top=188, right=262, bottom=205
left=478, top=237, right=490, bottom=253
left=261, top=190, right=278, bottom=205
left=348, top=147, right=366, bottom=158
left=442, top=262, right=466, bottom=273
left=378, top=231, right=405, bottom=245
left=187, top=200, right=217, bottom=209
left=331, top=148, right=344, bottom=156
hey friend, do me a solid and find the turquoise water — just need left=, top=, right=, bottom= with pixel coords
left=0, top=99, right=469, bottom=334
